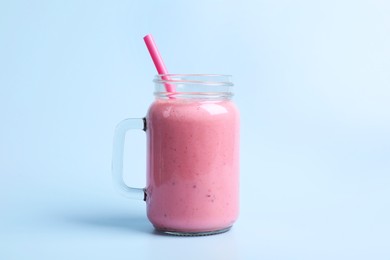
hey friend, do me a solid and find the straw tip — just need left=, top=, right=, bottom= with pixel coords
left=143, top=34, right=153, bottom=40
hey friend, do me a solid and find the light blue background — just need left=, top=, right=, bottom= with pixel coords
left=1, top=0, right=389, bottom=259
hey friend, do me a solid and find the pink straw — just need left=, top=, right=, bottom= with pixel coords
left=143, top=34, right=175, bottom=94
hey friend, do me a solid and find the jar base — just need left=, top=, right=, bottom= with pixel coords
left=154, top=226, right=232, bottom=236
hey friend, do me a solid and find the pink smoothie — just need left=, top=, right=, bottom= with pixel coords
left=145, top=98, right=240, bottom=233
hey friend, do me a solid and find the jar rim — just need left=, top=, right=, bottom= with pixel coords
left=154, top=74, right=233, bottom=86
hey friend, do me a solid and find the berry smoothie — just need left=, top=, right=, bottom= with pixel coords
left=145, top=98, right=240, bottom=233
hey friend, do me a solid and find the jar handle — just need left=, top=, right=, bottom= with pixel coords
left=112, top=118, right=146, bottom=201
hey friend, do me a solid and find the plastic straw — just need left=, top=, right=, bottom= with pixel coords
left=143, top=34, right=175, bottom=94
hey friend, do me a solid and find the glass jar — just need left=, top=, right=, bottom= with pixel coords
left=112, top=74, right=240, bottom=236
